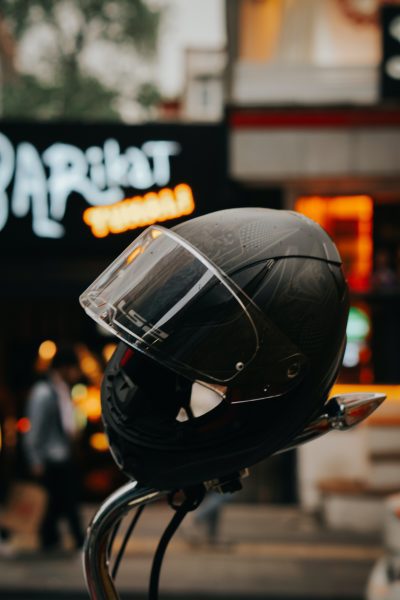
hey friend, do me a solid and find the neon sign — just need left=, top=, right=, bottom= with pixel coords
left=0, top=132, right=181, bottom=238
left=295, top=195, right=373, bottom=292
left=83, top=184, right=195, bottom=238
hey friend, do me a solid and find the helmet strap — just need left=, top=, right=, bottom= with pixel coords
left=149, top=485, right=206, bottom=600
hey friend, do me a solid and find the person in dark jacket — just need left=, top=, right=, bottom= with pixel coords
left=24, top=345, right=84, bottom=551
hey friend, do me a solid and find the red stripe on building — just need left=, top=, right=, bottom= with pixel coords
left=229, top=108, right=400, bottom=129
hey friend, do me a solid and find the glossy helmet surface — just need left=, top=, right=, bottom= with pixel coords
left=81, top=208, right=349, bottom=489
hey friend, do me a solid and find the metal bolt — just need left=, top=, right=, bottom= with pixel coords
left=287, top=362, right=300, bottom=379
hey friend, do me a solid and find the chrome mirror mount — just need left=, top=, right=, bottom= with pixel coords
left=278, top=392, right=386, bottom=454
left=83, top=481, right=168, bottom=600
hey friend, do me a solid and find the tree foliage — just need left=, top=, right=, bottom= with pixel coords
left=1, top=0, right=163, bottom=120
left=2, top=73, right=120, bottom=120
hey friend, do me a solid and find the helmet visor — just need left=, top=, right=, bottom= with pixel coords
left=80, top=225, right=301, bottom=386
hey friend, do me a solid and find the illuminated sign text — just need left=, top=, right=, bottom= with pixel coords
left=83, top=183, right=195, bottom=238
left=0, top=132, right=181, bottom=238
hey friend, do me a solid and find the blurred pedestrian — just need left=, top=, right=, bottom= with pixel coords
left=193, top=491, right=229, bottom=544
left=181, top=490, right=232, bottom=546
left=23, top=345, right=84, bottom=552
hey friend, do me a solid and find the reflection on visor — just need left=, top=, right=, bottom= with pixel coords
left=80, top=225, right=304, bottom=390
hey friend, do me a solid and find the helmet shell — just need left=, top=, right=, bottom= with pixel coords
left=173, top=208, right=341, bottom=270
left=100, top=208, right=349, bottom=488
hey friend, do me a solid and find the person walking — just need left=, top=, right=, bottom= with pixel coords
left=23, top=345, right=85, bottom=552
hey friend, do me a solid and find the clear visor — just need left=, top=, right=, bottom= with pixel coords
left=80, top=225, right=300, bottom=386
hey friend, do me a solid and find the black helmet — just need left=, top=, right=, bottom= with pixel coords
left=80, top=208, right=349, bottom=489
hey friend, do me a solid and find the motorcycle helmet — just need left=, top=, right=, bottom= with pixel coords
left=80, top=208, right=349, bottom=490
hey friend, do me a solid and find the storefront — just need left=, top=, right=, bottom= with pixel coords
left=229, top=105, right=400, bottom=382
left=0, top=121, right=227, bottom=499
left=228, top=104, right=400, bottom=508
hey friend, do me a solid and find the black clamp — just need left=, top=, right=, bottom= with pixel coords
left=204, top=468, right=250, bottom=494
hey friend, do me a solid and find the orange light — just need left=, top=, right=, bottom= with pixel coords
left=81, top=356, right=98, bottom=374
left=102, top=343, right=117, bottom=363
left=76, top=345, right=103, bottom=385
left=295, top=195, right=373, bottom=292
left=89, top=432, right=109, bottom=452
left=151, top=228, right=163, bottom=240
left=83, top=183, right=195, bottom=238
left=73, top=386, right=101, bottom=422
left=17, top=417, right=31, bottom=434
left=38, top=340, right=57, bottom=361
left=126, top=246, right=143, bottom=264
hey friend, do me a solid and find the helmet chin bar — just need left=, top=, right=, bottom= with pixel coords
left=276, top=392, right=386, bottom=454
left=83, top=393, right=385, bottom=600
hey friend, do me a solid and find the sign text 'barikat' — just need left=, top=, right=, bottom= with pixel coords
left=0, top=132, right=183, bottom=238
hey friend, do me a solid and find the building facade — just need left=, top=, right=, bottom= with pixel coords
left=225, top=0, right=400, bottom=515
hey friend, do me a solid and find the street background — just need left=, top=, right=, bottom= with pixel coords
left=1, top=1, right=400, bottom=599
left=0, top=502, right=383, bottom=599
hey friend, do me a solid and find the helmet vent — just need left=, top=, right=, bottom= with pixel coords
left=175, top=382, right=224, bottom=422
left=239, top=222, right=276, bottom=252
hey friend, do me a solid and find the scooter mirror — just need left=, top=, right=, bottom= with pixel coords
left=278, top=392, right=386, bottom=453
